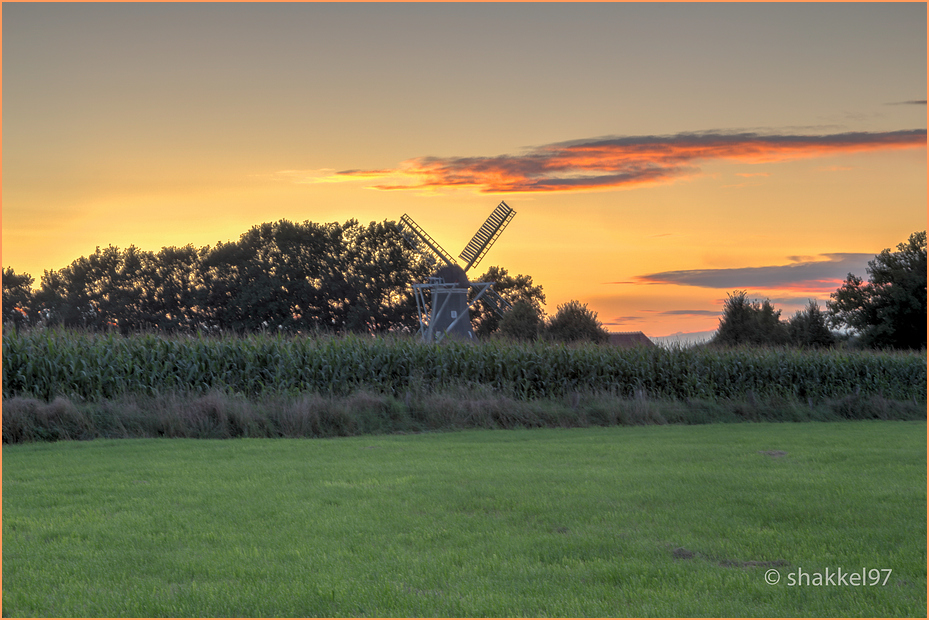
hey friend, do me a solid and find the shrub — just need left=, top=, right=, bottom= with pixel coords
left=499, top=299, right=543, bottom=341
left=827, top=231, right=927, bottom=350
left=544, top=300, right=609, bottom=344
left=788, top=300, right=837, bottom=348
left=713, top=291, right=789, bottom=347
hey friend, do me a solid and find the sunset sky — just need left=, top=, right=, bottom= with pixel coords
left=3, top=2, right=926, bottom=339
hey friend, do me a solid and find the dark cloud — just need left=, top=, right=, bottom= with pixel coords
left=604, top=309, right=718, bottom=326
left=655, top=309, right=720, bottom=316
left=887, top=100, right=927, bottom=105
left=633, top=253, right=873, bottom=291
left=603, top=316, right=647, bottom=325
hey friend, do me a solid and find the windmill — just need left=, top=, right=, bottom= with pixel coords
left=397, top=201, right=516, bottom=341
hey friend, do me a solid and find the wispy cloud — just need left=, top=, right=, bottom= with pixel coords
left=653, top=309, right=721, bottom=317
left=293, top=128, right=926, bottom=194
left=632, top=253, right=874, bottom=294
left=604, top=308, right=719, bottom=326
left=275, top=169, right=346, bottom=184
left=604, top=316, right=647, bottom=325
left=887, top=100, right=927, bottom=105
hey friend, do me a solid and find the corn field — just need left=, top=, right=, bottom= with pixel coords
left=3, top=328, right=925, bottom=403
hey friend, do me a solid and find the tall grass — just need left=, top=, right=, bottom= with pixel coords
left=4, top=327, right=925, bottom=403
left=4, top=388, right=924, bottom=444
left=3, top=327, right=924, bottom=443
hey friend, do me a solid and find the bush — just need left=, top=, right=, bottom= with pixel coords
left=499, top=299, right=543, bottom=341
left=827, top=231, right=927, bottom=350
left=713, top=291, right=789, bottom=347
left=788, top=300, right=836, bottom=348
left=544, top=300, right=609, bottom=344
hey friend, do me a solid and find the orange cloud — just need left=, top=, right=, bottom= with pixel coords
left=326, top=129, right=925, bottom=194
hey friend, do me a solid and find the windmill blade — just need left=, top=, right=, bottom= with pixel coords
left=397, top=214, right=457, bottom=269
left=479, top=286, right=513, bottom=317
left=459, top=201, right=516, bottom=273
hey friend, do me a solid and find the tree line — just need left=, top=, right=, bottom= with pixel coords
left=2, top=218, right=550, bottom=337
left=4, top=219, right=431, bottom=334
left=3, top=222, right=924, bottom=349
left=712, top=231, right=926, bottom=350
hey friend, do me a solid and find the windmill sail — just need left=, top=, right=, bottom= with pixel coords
left=479, top=286, right=513, bottom=315
left=398, top=214, right=457, bottom=269
left=399, top=203, right=518, bottom=340
left=458, top=201, right=516, bottom=273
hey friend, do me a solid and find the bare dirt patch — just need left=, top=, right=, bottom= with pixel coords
left=668, top=545, right=788, bottom=568
left=758, top=450, right=788, bottom=458
left=719, top=559, right=788, bottom=568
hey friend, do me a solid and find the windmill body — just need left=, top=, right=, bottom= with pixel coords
left=398, top=202, right=515, bottom=341
left=430, top=265, right=474, bottom=340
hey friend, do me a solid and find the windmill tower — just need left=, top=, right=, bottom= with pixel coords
left=397, top=201, right=516, bottom=341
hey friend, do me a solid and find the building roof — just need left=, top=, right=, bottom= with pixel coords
left=608, top=331, right=655, bottom=347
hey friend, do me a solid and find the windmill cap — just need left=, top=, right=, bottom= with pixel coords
left=435, top=264, right=469, bottom=288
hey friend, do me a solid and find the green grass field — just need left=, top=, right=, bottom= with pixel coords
left=3, top=421, right=926, bottom=617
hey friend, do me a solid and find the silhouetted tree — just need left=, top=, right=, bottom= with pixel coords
left=35, top=245, right=166, bottom=333
left=470, top=266, right=546, bottom=337
left=2, top=268, right=36, bottom=328
left=498, top=299, right=543, bottom=341
left=342, top=220, right=432, bottom=333
left=713, top=291, right=789, bottom=347
left=198, top=220, right=346, bottom=332
left=148, top=245, right=205, bottom=331
left=195, top=219, right=433, bottom=334
left=787, top=300, right=836, bottom=348
left=544, top=300, right=609, bottom=344
left=26, top=217, right=543, bottom=337
left=827, top=231, right=926, bottom=349
left=36, top=249, right=112, bottom=329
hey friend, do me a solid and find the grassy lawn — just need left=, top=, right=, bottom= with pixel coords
left=2, top=421, right=925, bottom=617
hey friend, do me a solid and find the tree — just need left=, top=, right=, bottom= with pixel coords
left=544, top=300, right=610, bottom=344
left=827, top=231, right=926, bottom=350
left=21, top=217, right=539, bottom=336
left=35, top=248, right=119, bottom=330
left=148, top=245, right=206, bottom=332
left=34, top=245, right=165, bottom=333
left=498, top=299, right=543, bottom=341
left=341, top=220, right=432, bottom=333
left=787, top=300, right=836, bottom=348
left=198, top=220, right=347, bottom=333
left=469, top=266, right=546, bottom=337
left=196, top=218, right=432, bottom=334
left=713, top=290, right=789, bottom=347
left=2, top=268, right=36, bottom=328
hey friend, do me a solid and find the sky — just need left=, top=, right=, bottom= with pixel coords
left=2, top=2, right=926, bottom=339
